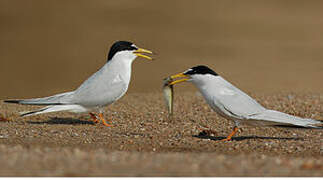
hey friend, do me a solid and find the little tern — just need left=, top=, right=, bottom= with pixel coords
left=168, top=65, right=322, bottom=141
left=5, top=41, right=153, bottom=126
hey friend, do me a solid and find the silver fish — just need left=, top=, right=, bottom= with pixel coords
left=163, top=77, right=174, bottom=117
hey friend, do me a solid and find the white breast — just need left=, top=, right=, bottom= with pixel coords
left=112, top=74, right=123, bottom=84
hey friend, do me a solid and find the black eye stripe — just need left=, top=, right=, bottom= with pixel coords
left=107, top=41, right=138, bottom=61
left=184, top=65, right=218, bottom=76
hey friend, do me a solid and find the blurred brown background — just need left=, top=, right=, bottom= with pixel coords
left=0, top=0, right=322, bottom=99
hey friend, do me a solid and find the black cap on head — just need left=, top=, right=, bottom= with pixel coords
left=184, top=65, right=218, bottom=76
left=107, top=41, right=138, bottom=61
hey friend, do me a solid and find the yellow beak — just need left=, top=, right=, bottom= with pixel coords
left=168, top=73, right=189, bottom=85
left=134, top=48, right=153, bottom=60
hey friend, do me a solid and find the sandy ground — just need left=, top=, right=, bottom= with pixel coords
left=0, top=91, right=322, bottom=176
left=0, top=0, right=322, bottom=177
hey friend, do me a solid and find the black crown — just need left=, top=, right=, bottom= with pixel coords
left=107, top=41, right=138, bottom=61
left=184, top=65, right=218, bottom=76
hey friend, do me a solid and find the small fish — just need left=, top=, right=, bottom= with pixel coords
left=163, top=77, right=174, bottom=117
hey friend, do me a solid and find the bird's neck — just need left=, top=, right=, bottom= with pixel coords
left=108, top=56, right=135, bottom=83
left=192, top=75, right=220, bottom=96
left=121, top=59, right=133, bottom=82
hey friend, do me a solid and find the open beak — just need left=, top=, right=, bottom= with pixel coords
left=168, top=73, right=189, bottom=85
left=134, top=48, right=153, bottom=60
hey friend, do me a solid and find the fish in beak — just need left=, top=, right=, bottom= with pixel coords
left=162, top=73, right=189, bottom=117
left=163, top=77, right=174, bottom=117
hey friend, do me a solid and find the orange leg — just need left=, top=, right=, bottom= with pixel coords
left=89, top=112, right=100, bottom=123
left=221, top=126, right=239, bottom=142
left=98, top=113, right=113, bottom=127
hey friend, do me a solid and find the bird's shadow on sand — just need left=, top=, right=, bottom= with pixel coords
left=27, top=117, right=94, bottom=125
left=192, top=124, right=320, bottom=141
left=193, top=129, right=304, bottom=141
left=193, top=134, right=303, bottom=141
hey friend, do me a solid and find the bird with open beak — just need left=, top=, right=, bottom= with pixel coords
left=5, top=41, right=153, bottom=126
left=167, top=65, right=322, bottom=141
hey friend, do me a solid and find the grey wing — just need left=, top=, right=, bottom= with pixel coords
left=5, top=91, right=75, bottom=105
left=70, top=68, right=128, bottom=107
left=213, top=86, right=266, bottom=118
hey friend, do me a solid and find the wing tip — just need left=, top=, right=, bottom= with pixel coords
left=4, top=99, right=64, bottom=105
left=19, top=111, right=34, bottom=117
left=4, top=100, right=21, bottom=104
